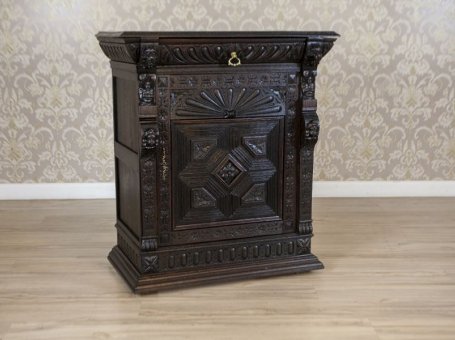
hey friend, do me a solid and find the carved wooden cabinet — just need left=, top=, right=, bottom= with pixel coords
left=97, top=31, right=338, bottom=293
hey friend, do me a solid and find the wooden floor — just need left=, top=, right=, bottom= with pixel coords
left=0, top=198, right=454, bottom=340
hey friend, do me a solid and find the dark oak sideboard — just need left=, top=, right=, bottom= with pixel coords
left=96, top=31, right=339, bottom=293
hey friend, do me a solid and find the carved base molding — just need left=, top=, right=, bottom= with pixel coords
left=108, top=243, right=323, bottom=294
left=108, top=233, right=323, bottom=293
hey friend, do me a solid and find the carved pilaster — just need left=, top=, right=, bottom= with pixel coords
left=138, top=74, right=156, bottom=106
left=297, top=38, right=332, bottom=235
left=138, top=43, right=159, bottom=116
left=157, top=76, right=171, bottom=244
left=140, top=126, right=159, bottom=250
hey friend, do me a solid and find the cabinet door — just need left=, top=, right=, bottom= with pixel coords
left=171, top=117, right=283, bottom=229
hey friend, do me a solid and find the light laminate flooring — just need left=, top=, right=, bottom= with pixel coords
left=0, top=198, right=454, bottom=339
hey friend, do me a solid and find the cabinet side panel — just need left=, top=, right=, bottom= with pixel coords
left=114, top=77, right=139, bottom=152
left=117, top=158, right=141, bottom=237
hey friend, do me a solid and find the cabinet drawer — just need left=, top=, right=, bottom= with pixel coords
left=168, top=68, right=293, bottom=120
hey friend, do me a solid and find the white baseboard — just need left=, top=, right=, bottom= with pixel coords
left=0, top=183, right=115, bottom=200
left=313, top=181, right=455, bottom=197
left=0, top=181, right=454, bottom=200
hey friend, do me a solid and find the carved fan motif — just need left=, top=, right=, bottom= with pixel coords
left=176, top=88, right=284, bottom=117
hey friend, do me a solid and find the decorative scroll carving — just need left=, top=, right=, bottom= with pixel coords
left=138, top=43, right=158, bottom=70
left=301, top=70, right=317, bottom=100
left=137, top=43, right=158, bottom=112
left=142, top=255, right=159, bottom=273
left=141, top=238, right=158, bottom=251
left=304, top=119, right=320, bottom=141
left=142, top=127, right=159, bottom=151
left=298, top=220, right=313, bottom=235
left=138, top=74, right=156, bottom=106
left=173, top=88, right=284, bottom=118
left=160, top=42, right=306, bottom=65
left=191, top=188, right=216, bottom=208
left=302, top=39, right=334, bottom=67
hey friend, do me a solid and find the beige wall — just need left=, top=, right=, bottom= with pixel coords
left=1, top=0, right=454, bottom=183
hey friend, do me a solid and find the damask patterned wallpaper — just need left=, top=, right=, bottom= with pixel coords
left=1, top=0, right=454, bottom=183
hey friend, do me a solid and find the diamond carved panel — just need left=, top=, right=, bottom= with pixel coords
left=172, top=118, right=283, bottom=228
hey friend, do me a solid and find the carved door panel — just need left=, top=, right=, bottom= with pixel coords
left=171, top=117, right=283, bottom=229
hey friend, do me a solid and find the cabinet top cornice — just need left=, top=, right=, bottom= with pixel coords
left=96, top=31, right=339, bottom=67
left=96, top=31, right=339, bottom=43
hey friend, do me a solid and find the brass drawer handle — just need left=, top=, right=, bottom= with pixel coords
left=228, top=52, right=241, bottom=67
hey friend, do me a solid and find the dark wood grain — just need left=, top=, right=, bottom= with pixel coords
left=98, top=31, right=338, bottom=293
